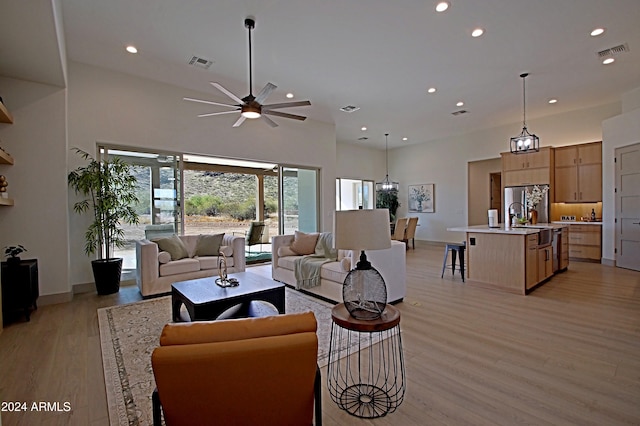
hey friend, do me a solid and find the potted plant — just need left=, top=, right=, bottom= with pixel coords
left=68, top=148, right=139, bottom=295
left=3, top=245, right=27, bottom=265
left=376, top=189, right=400, bottom=222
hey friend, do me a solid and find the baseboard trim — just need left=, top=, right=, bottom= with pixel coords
left=39, top=291, right=73, bottom=306
left=601, top=257, right=615, bottom=267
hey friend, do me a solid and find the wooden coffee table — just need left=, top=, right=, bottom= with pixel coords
left=171, top=271, right=285, bottom=322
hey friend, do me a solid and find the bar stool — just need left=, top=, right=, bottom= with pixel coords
left=441, top=242, right=466, bottom=282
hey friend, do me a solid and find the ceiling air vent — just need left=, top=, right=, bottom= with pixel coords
left=597, top=43, right=630, bottom=58
left=188, top=55, right=213, bottom=69
left=451, top=110, right=468, bottom=116
left=340, top=105, right=360, bottom=113
left=358, top=137, right=369, bottom=141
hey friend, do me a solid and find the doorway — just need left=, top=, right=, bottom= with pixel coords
left=467, top=158, right=502, bottom=226
left=615, top=142, right=640, bottom=271
left=490, top=172, right=502, bottom=223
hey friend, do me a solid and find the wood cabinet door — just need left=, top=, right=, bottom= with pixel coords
left=578, top=163, right=602, bottom=202
left=537, top=247, right=553, bottom=281
left=502, top=153, right=525, bottom=171
left=526, top=240, right=538, bottom=289
left=578, top=142, right=602, bottom=165
left=526, top=148, right=552, bottom=169
left=555, top=146, right=577, bottom=167
left=554, top=166, right=578, bottom=202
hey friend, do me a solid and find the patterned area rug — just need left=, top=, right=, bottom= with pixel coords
left=98, top=286, right=368, bottom=425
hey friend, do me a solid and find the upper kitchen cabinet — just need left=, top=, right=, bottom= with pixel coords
left=554, top=142, right=602, bottom=203
left=501, top=147, right=554, bottom=187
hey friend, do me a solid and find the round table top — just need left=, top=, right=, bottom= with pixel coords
left=331, top=303, right=400, bottom=332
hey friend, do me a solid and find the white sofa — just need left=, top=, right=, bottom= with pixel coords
left=272, top=234, right=406, bottom=304
left=136, top=234, right=246, bottom=297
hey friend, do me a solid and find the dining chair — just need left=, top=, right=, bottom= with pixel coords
left=392, top=217, right=408, bottom=241
left=404, top=217, right=418, bottom=249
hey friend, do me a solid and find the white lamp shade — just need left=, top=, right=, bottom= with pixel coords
left=334, top=209, right=392, bottom=251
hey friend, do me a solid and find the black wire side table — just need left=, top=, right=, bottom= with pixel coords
left=327, top=303, right=406, bottom=418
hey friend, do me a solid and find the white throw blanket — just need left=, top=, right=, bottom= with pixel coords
left=294, top=232, right=337, bottom=289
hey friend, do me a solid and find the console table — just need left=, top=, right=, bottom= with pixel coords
left=1, top=259, right=39, bottom=322
left=327, top=303, right=405, bottom=418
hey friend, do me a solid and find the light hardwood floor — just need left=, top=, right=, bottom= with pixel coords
left=0, top=242, right=639, bottom=425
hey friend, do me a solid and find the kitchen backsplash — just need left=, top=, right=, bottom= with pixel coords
left=551, top=202, right=602, bottom=222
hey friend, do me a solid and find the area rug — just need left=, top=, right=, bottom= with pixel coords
left=98, top=287, right=380, bottom=425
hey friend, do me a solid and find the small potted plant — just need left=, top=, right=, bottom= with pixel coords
left=4, top=245, right=27, bottom=264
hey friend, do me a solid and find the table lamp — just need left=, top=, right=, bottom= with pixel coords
left=334, top=209, right=392, bottom=320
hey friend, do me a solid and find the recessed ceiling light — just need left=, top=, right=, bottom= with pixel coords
left=471, top=28, right=484, bottom=38
left=548, top=99, right=558, bottom=104
left=590, top=28, right=605, bottom=37
left=361, top=126, right=367, bottom=131
left=126, top=45, right=138, bottom=54
left=427, top=87, right=437, bottom=93
left=402, top=137, right=408, bottom=141
left=602, top=57, right=615, bottom=65
left=286, top=93, right=294, bottom=98
left=435, top=2, right=449, bottom=12
left=456, top=101, right=464, bottom=107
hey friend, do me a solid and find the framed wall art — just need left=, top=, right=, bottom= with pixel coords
left=408, top=184, right=434, bottom=213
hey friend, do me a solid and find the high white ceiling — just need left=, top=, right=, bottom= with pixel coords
left=1, top=0, right=639, bottom=149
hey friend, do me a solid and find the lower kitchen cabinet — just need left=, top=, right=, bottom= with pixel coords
left=568, top=224, right=602, bottom=262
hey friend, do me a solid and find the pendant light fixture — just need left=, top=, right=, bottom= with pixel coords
left=376, top=133, right=399, bottom=192
left=510, top=73, right=539, bottom=154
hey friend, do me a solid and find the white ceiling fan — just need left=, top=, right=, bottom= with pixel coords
left=184, top=17, right=311, bottom=128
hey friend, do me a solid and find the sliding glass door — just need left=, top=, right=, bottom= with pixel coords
left=280, top=166, right=319, bottom=234
left=99, top=146, right=181, bottom=279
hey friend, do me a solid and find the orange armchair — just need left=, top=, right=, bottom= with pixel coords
left=151, top=312, right=321, bottom=426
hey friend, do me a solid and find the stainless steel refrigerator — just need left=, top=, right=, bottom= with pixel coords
left=504, top=185, right=550, bottom=225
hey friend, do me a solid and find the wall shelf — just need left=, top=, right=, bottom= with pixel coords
left=0, top=149, right=14, bottom=165
left=0, top=102, right=13, bottom=124
left=0, top=197, right=15, bottom=206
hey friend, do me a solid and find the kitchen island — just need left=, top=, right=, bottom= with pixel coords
left=446, top=224, right=569, bottom=294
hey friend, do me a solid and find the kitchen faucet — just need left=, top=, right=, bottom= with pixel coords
left=508, top=202, right=525, bottom=226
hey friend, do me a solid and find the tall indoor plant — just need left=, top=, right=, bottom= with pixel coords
left=376, top=189, right=400, bottom=222
left=68, top=148, right=139, bottom=295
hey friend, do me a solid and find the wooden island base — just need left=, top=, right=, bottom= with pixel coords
left=448, top=224, right=569, bottom=295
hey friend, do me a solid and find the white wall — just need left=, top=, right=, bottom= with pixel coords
left=336, top=142, right=385, bottom=181
left=388, top=102, right=621, bottom=243
left=0, top=77, right=70, bottom=299
left=602, top=86, right=640, bottom=263
left=67, top=62, right=337, bottom=287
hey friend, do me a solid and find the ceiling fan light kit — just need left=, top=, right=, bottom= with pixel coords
left=184, top=17, right=310, bottom=128
left=510, top=73, right=540, bottom=154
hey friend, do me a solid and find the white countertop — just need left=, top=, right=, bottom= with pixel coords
left=551, top=221, right=602, bottom=226
left=447, top=223, right=568, bottom=235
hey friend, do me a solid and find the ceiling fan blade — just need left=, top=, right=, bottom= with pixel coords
left=232, top=115, right=247, bottom=128
left=261, top=114, right=279, bottom=128
left=198, top=110, right=240, bottom=118
left=184, top=97, right=238, bottom=108
left=263, top=100, right=311, bottom=110
left=263, top=110, right=307, bottom=121
left=211, top=82, right=244, bottom=104
left=254, top=82, right=277, bottom=104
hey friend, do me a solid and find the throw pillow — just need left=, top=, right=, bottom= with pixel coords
left=290, top=231, right=319, bottom=255
left=219, top=245, right=233, bottom=257
left=152, top=234, right=189, bottom=261
left=340, top=257, right=352, bottom=272
left=277, top=246, right=297, bottom=257
left=195, top=233, right=225, bottom=257
left=157, top=251, right=172, bottom=264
